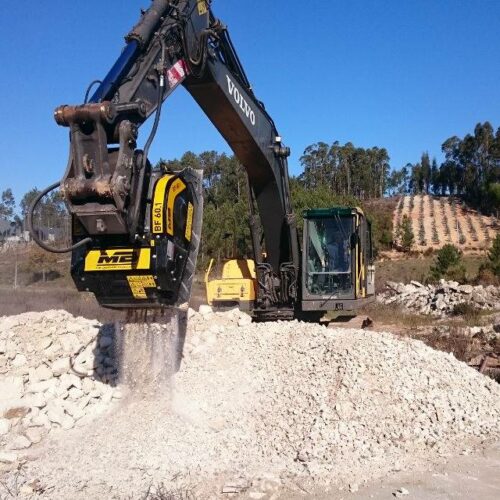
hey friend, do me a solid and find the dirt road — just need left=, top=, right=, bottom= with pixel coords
left=351, top=441, right=500, bottom=500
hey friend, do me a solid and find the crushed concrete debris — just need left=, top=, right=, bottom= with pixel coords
left=0, top=308, right=499, bottom=499
left=0, top=311, right=120, bottom=452
left=379, top=280, right=500, bottom=316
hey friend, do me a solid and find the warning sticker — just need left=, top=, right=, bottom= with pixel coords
left=197, top=0, right=208, bottom=15
left=127, top=275, right=156, bottom=300
left=152, top=175, right=173, bottom=235
left=166, top=60, right=188, bottom=89
left=185, top=202, right=194, bottom=242
left=166, top=178, right=186, bottom=236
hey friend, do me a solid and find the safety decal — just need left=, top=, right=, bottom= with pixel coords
left=166, top=179, right=187, bottom=236
left=84, top=249, right=151, bottom=272
left=197, top=0, right=208, bottom=16
left=127, top=275, right=156, bottom=299
left=166, top=60, right=188, bottom=89
left=185, top=202, right=194, bottom=242
left=152, top=175, right=173, bottom=234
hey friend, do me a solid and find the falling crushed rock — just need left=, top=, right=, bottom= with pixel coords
left=0, top=308, right=499, bottom=498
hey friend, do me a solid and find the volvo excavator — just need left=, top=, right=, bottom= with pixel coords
left=29, top=0, right=375, bottom=321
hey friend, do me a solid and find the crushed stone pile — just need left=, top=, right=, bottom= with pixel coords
left=0, top=310, right=122, bottom=459
left=1, top=308, right=499, bottom=498
left=378, top=279, right=500, bottom=316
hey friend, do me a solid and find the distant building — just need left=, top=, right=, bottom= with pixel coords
left=0, top=218, right=28, bottom=242
left=0, top=218, right=20, bottom=240
left=1, top=218, right=67, bottom=245
left=0, top=219, right=10, bottom=237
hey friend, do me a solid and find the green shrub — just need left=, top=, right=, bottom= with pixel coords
left=445, top=264, right=467, bottom=282
left=487, top=233, right=500, bottom=276
left=452, top=302, right=481, bottom=324
left=398, top=215, right=414, bottom=252
left=475, top=234, right=500, bottom=284
left=429, top=244, right=466, bottom=282
left=476, top=264, right=499, bottom=285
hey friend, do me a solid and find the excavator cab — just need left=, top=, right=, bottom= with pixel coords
left=301, top=208, right=375, bottom=313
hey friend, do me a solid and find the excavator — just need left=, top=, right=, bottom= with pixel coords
left=29, top=0, right=375, bottom=321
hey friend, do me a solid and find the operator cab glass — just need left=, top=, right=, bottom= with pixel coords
left=302, top=207, right=361, bottom=300
left=306, top=217, right=353, bottom=296
left=301, top=207, right=375, bottom=313
left=304, top=210, right=355, bottom=299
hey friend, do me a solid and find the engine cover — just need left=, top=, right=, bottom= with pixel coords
left=70, top=168, right=203, bottom=309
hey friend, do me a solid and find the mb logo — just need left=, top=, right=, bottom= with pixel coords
left=84, top=248, right=150, bottom=272
left=97, top=250, right=138, bottom=265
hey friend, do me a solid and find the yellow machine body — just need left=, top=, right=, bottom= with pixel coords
left=205, top=258, right=257, bottom=310
left=71, top=169, right=202, bottom=309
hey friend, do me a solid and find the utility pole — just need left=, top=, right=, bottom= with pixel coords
left=14, top=244, right=18, bottom=290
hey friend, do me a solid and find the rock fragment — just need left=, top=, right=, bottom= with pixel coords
left=0, top=376, right=23, bottom=400
left=31, top=364, right=52, bottom=382
left=0, top=417, right=10, bottom=435
left=12, top=353, right=27, bottom=368
left=8, top=434, right=31, bottom=450
left=198, top=304, right=213, bottom=316
left=51, top=357, right=71, bottom=376
left=25, top=426, right=44, bottom=444
left=0, top=451, right=17, bottom=464
left=394, top=487, right=410, bottom=497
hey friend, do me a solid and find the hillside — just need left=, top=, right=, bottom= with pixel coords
left=393, top=195, right=497, bottom=253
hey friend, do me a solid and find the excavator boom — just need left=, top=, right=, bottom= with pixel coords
left=36, top=0, right=300, bottom=319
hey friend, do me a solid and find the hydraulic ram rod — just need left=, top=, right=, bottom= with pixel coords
left=91, top=0, right=174, bottom=103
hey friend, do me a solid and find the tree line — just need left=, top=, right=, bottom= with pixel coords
left=299, top=142, right=390, bottom=199
left=294, top=122, right=499, bottom=215
left=387, top=122, right=500, bottom=213
left=1, top=120, right=497, bottom=261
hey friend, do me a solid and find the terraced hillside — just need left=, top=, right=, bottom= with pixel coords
left=393, top=195, right=497, bottom=252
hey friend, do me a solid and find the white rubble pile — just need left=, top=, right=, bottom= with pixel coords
left=0, top=310, right=121, bottom=456
left=464, top=321, right=500, bottom=342
left=0, top=307, right=499, bottom=498
left=378, top=279, right=500, bottom=316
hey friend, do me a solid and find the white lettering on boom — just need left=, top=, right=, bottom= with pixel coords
left=226, top=75, right=256, bottom=126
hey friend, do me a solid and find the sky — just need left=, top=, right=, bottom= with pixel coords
left=0, top=0, right=499, bottom=204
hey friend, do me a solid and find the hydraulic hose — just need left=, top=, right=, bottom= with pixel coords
left=142, top=38, right=167, bottom=171
left=27, top=182, right=92, bottom=254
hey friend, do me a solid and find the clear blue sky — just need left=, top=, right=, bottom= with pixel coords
left=0, top=0, right=499, bottom=204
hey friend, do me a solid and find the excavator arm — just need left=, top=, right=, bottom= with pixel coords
left=37, top=0, right=300, bottom=318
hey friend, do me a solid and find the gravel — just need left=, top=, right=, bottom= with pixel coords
left=0, top=308, right=499, bottom=498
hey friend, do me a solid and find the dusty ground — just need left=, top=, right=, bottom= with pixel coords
left=328, top=443, right=500, bottom=499
left=1, top=309, right=499, bottom=499
left=351, top=443, right=500, bottom=500
left=284, top=441, right=500, bottom=499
